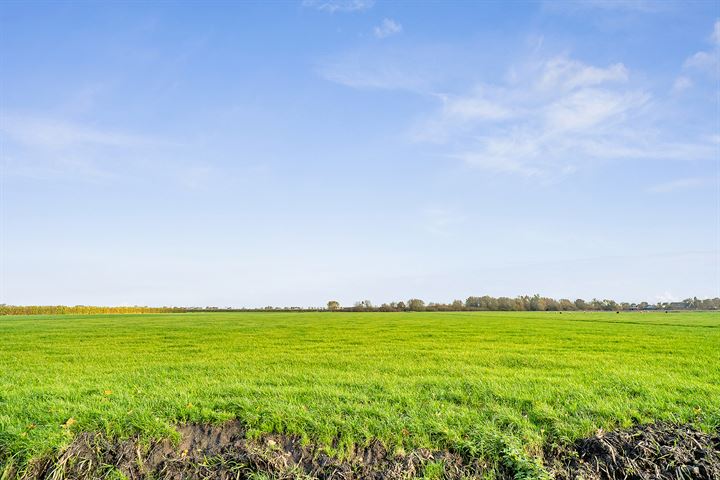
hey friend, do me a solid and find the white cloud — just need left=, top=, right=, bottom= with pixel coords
left=374, top=18, right=402, bottom=39
left=441, top=89, right=516, bottom=121
left=537, top=57, right=628, bottom=91
left=321, top=41, right=715, bottom=177
left=317, top=42, right=477, bottom=92
left=319, top=62, right=423, bottom=90
left=543, top=88, right=647, bottom=132
left=672, top=76, right=693, bottom=92
left=0, top=113, right=188, bottom=184
left=409, top=87, right=516, bottom=143
left=543, top=0, right=666, bottom=13
left=3, top=155, right=116, bottom=182
left=0, top=114, right=159, bottom=149
left=317, top=48, right=438, bottom=91
left=437, top=59, right=713, bottom=175
left=684, top=51, right=718, bottom=71
left=646, top=177, right=713, bottom=193
left=407, top=56, right=708, bottom=176
left=302, top=0, right=374, bottom=13
left=580, top=0, right=651, bottom=9
left=682, top=20, right=720, bottom=76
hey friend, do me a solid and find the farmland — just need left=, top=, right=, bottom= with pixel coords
left=1, top=311, right=719, bottom=479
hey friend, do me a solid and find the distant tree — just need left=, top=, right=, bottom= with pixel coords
left=465, top=296, right=482, bottom=309
left=590, top=299, right=605, bottom=311
left=545, top=298, right=560, bottom=311
left=451, top=299, right=464, bottom=310
left=481, top=296, right=498, bottom=310
left=604, top=299, right=619, bottom=311
left=408, top=298, right=426, bottom=311
left=529, top=294, right=546, bottom=311
left=559, top=299, right=575, bottom=311
left=327, top=300, right=340, bottom=311
left=497, top=297, right=514, bottom=311
left=379, top=303, right=394, bottom=312
left=353, top=300, right=373, bottom=311
left=700, top=298, right=720, bottom=310
left=517, top=295, right=530, bottom=311
left=574, top=299, right=587, bottom=310
left=396, top=301, right=407, bottom=311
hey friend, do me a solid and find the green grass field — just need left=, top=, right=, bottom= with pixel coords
left=1, top=311, right=719, bottom=477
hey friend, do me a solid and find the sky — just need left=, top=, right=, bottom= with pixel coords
left=1, top=0, right=718, bottom=307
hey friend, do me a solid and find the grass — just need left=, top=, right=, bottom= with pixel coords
left=1, top=311, right=719, bottom=478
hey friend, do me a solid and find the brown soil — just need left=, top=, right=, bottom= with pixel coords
left=10, top=421, right=720, bottom=479
left=545, top=422, right=720, bottom=479
left=24, top=421, right=491, bottom=479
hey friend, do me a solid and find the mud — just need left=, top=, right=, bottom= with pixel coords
left=24, top=421, right=490, bottom=479
left=545, top=422, right=720, bottom=480
left=10, top=421, right=720, bottom=479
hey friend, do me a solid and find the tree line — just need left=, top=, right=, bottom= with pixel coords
left=0, top=305, right=188, bottom=315
left=328, top=295, right=720, bottom=312
left=1, top=296, right=718, bottom=315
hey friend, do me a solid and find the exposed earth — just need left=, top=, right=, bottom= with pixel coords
left=10, top=421, right=720, bottom=480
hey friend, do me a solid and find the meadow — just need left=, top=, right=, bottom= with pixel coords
left=1, top=311, right=719, bottom=478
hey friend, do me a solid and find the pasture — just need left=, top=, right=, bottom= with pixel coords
left=1, top=311, right=718, bottom=478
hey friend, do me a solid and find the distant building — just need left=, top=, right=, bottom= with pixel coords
left=668, top=302, right=687, bottom=310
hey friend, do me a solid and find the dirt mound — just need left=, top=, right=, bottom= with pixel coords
left=28, top=421, right=490, bottom=479
left=546, top=422, right=720, bottom=480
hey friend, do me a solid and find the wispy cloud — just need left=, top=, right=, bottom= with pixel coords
left=0, top=113, right=161, bottom=149
left=317, top=49, right=436, bottom=91
left=646, top=177, right=714, bottom=193
left=321, top=43, right=716, bottom=176
left=3, top=155, right=117, bottom=182
left=316, top=44, right=462, bottom=92
left=576, top=0, right=662, bottom=10
left=301, top=0, right=374, bottom=13
left=409, top=55, right=707, bottom=176
left=684, top=51, right=719, bottom=71
left=543, top=0, right=668, bottom=13
left=374, top=18, right=402, bottom=39
left=683, top=20, right=720, bottom=76
left=536, top=56, right=628, bottom=90
left=0, top=113, right=180, bottom=182
left=672, top=75, right=693, bottom=92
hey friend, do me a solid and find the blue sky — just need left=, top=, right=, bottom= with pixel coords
left=1, top=0, right=718, bottom=307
